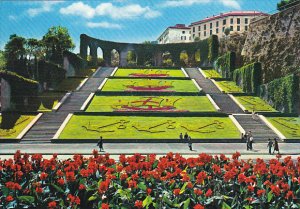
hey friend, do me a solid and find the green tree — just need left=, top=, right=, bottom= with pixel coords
left=0, top=50, right=6, bottom=70
left=126, top=50, right=137, bottom=66
left=224, top=27, right=231, bottom=37
left=277, top=0, right=300, bottom=11
left=180, top=51, right=189, bottom=66
left=42, top=26, right=75, bottom=64
left=26, top=39, right=45, bottom=80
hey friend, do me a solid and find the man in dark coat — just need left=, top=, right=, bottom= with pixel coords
left=97, top=136, right=104, bottom=152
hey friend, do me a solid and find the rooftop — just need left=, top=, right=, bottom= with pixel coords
left=190, top=11, right=269, bottom=26
left=168, top=24, right=191, bottom=30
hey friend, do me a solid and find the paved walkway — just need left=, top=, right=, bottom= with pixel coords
left=22, top=67, right=114, bottom=142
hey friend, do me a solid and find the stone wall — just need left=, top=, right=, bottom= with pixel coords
left=242, top=4, right=300, bottom=83
left=1, top=79, right=11, bottom=111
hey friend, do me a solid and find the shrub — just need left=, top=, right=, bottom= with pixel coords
left=214, top=51, right=236, bottom=78
left=233, top=62, right=262, bottom=93
left=259, top=73, right=299, bottom=113
left=38, top=60, right=66, bottom=88
left=208, top=35, right=219, bottom=63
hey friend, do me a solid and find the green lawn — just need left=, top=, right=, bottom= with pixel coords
left=86, top=96, right=216, bottom=112
left=202, top=69, right=222, bottom=78
left=114, top=69, right=185, bottom=77
left=267, top=117, right=300, bottom=139
left=101, top=79, right=200, bottom=92
left=215, top=81, right=244, bottom=93
left=59, top=116, right=241, bottom=139
left=0, top=115, right=36, bottom=139
left=55, top=78, right=85, bottom=91
left=235, top=96, right=277, bottom=112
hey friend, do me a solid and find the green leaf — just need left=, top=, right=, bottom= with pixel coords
left=267, top=191, right=273, bottom=202
left=17, top=196, right=35, bottom=204
left=51, top=184, right=64, bottom=193
left=163, top=195, right=173, bottom=206
left=180, top=182, right=188, bottom=194
left=183, top=198, right=190, bottom=209
left=88, top=195, right=98, bottom=202
left=152, top=160, right=158, bottom=169
left=222, top=201, right=231, bottom=209
left=138, top=182, right=147, bottom=191
left=143, top=195, right=152, bottom=208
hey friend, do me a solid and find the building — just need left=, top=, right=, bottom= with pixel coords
left=189, top=11, right=269, bottom=41
left=157, top=24, right=192, bottom=44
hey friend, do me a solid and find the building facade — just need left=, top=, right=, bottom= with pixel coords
left=190, top=11, right=269, bottom=41
left=157, top=24, right=192, bottom=44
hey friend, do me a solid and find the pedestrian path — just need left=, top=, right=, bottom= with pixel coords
left=22, top=67, right=114, bottom=142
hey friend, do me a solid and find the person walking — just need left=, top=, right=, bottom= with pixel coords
left=267, top=138, right=273, bottom=155
left=249, top=135, right=254, bottom=150
left=188, top=137, right=192, bottom=151
left=273, top=138, right=280, bottom=154
left=245, top=132, right=249, bottom=150
left=97, top=136, right=104, bottom=152
left=179, top=133, right=183, bottom=141
left=184, top=133, right=188, bottom=141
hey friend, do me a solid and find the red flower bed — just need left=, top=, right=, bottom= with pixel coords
left=1, top=151, right=300, bottom=208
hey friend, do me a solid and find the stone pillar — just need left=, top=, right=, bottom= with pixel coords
left=80, top=35, right=88, bottom=60
left=1, top=78, right=11, bottom=111
left=103, top=50, right=111, bottom=67
left=90, top=46, right=98, bottom=66
left=120, top=50, right=128, bottom=67
left=63, top=56, right=75, bottom=77
left=153, top=52, right=162, bottom=67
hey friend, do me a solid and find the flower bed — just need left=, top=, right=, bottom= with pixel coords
left=114, top=69, right=185, bottom=78
left=215, top=81, right=244, bottom=93
left=1, top=151, right=300, bottom=208
left=234, top=96, right=278, bottom=112
left=267, top=117, right=300, bottom=139
left=86, top=96, right=216, bottom=112
left=202, top=69, right=222, bottom=79
left=101, top=79, right=200, bottom=93
left=58, top=116, right=240, bottom=139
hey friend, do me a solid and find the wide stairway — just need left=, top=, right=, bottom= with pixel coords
left=234, top=114, right=279, bottom=142
left=22, top=67, right=114, bottom=142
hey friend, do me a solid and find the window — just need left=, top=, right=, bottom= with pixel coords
left=198, top=32, right=201, bottom=37
left=237, top=18, right=240, bottom=24
left=193, top=27, right=195, bottom=32
left=181, top=36, right=183, bottom=40
left=182, top=31, right=185, bottom=34
left=245, top=18, right=248, bottom=24
left=245, top=26, right=248, bottom=31
left=210, top=23, right=212, bottom=29
left=216, top=28, right=219, bottom=33
left=222, top=27, right=225, bottom=32
left=230, top=26, right=233, bottom=31
left=204, top=24, right=206, bottom=30
left=193, top=34, right=195, bottom=38
left=216, top=21, right=219, bottom=27
left=237, top=26, right=240, bottom=31
left=210, top=30, right=212, bottom=35
left=204, top=31, right=206, bottom=37
left=198, top=26, right=201, bottom=31
left=223, top=19, right=226, bottom=25
left=230, top=18, right=233, bottom=24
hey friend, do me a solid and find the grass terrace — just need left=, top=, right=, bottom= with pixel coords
left=215, top=81, right=244, bottom=93
left=267, top=117, right=300, bottom=139
left=59, top=115, right=240, bottom=139
left=113, top=68, right=185, bottom=77
left=202, top=69, right=222, bottom=78
left=55, top=77, right=86, bottom=92
left=235, top=96, right=277, bottom=112
left=86, top=96, right=216, bottom=112
left=0, top=114, right=36, bottom=139
left=100, top=79, right=200, bottom=93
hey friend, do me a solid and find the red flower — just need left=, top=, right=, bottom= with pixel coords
left=194, top=189, right=203, bottom=195
left=5, top=182, right=21, bottom=190
left=134, top=200, right=143, bottom=208
left=237, top=173, right=246, bottom=184
left=146, top=188, right=152, bottom=195
left=99, top=180, right=110, bottom=194
left=205, top=189, right=213, bottom=197
left=48, top=201, right=57, bottom=209
left=128, top=180, right=137, bottom=188
left=196, top=171, right=207, bottom=184
left=40, top=172, right=48, bottom=180
left=270, top=185, right=281, bottom=196
left=173, top=188, right=181, bottom=196
left=232, top=151, right=241, bottom=160
left=57, top=178, right=65, bottom=186
left=79, top=184, right=86, bottom=190
left=286, top=191, right=295, bottom=200
left=194, top=204, right=204, bottom=209
left=101, top=203, right=109, bottom=209
left=257, top=189, right=266, bottom=197
left=36, top=187, right=43, bottom=193
left=66, top=171, right=75, bottom=182
left=187, top=182, right=193, bottom=189
left=6, top=195, right=14, bottom=202
left=247, top=185, right=254, bottom=192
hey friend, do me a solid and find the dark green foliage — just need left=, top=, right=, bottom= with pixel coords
left=277, top=0, right=300, bottom=11
left=233, top=62, right=262, bottom=93
left=208, top=35, right=219, bottom=63
left=63, top=51, right=87, bottom=75
left=259, top=73, right=299, bottom=113
left=38, top=61, right=66, bottom=88
left=215, top=52, right=236, bottom=79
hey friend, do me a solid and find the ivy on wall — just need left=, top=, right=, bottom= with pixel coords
left=259, top=73, right=299, bottom=113
left=38, top=61, right=66, bottom=88
left=63, top=51, right=87, bottom=75
left=208, top=35, right=219, bottom=63
left=233, top=62, right=262, bottom=93
left=214, top=51, right=236, bottom=79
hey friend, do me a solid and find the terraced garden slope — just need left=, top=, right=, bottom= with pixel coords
left=215, top=81, right=244, bottom=93
left=235, top=96, right=277, bottom=112
left=114, top=69, right=185, bottom=77
left=267, top=117, right=300, bottom=139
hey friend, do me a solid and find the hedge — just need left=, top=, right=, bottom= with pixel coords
left=208, top=35, right=219, bottom=64
left=38, top=60, right=66, bottom=88
left=233, top=62, right=262, bottom=94
left=259, top=73, right=299, bottom=113
left=214, top=51, right=236, bottom=79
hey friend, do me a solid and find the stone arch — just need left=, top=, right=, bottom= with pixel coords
left=162, top=51, right=173, bottom=67
left=180, top=50, right=189, bottom=67
left=111, top=49, right=120, bottom=67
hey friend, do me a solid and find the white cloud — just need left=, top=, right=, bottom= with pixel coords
left=219, top=0, right=241, bottom=10
left=60, top=2, right=161, bottom=19
left=86, top=21, right=122, bottom=29
left=60, top=2, right=95, bottom=19
left=27, top=1, right=63, bottom=17
left=162, top=0, right=211, bottom=7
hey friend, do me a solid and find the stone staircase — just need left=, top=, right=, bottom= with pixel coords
left=233, top=114, right=279, bottom=142
left=210, top=94, right=243, bottom=114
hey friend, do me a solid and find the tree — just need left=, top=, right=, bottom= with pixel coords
left=0, top=51, right=6, bottom=70
left=224, top=27, right=231, bottom=37
left=277, top=0, right=300, bottom=11
left=25, top=39, right=45, bottom=80
left=42, top=26, right=75, bottom=64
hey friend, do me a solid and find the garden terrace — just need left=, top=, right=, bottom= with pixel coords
left=85, top=96, right=217, bottom=113
left=214, top=81, right=244, bottom=94
left=267, top=117, right=300, bottom=140
left=113, top=68, right=186, bottom=78
left=234, top=96, right=278, bottom=113
left=201, top=69, right=222, bottom=79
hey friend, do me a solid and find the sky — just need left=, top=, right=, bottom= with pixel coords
left=0, top=0, right=279, bottom=53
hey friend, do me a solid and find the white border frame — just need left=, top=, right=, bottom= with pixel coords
left=229, top=114, right=246, bottom=135
left=181, top=67, right=189, bottom=78
left=110, top=67, right=118, bottom=76
left=80, top=93, right=95, bottom=111
left=75, top=78, right=88, bottom=91
left=192, top=79, right=202, bottom=92
left=17, top=113, right=43, bottom=139
left=53, top=92, right=71, bottom=111
left=258, top=115, right=286, bottom=140
left=97, top=78, right=108, bottom=91
left=53, top=113, right=73, bottom=139
left=206, top=94, right=220, bottom=112
left=198, top=67, right=208, bottom=79
left=228, top=94, right=247, bottom=112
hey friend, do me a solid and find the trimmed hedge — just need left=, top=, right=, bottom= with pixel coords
left=259, top=73, right=299, bottom=113
left=208, top=35, right=219, bottom=63
left=233, top=62, right=262, bottom=94
left=214, top=51, right=236, bottom=79
left=39, top=60, right=66, bottom=88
